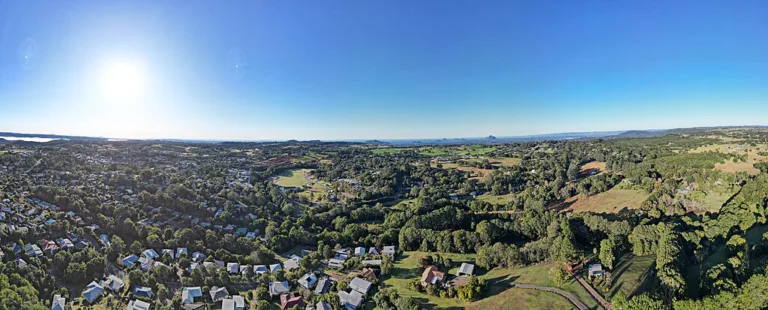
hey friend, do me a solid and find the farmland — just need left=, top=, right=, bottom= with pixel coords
left=561, top=188, right=650, bottom=213
left=689, top=143, right=768, bottom=175
left=606, top=255, right=656, bottom=299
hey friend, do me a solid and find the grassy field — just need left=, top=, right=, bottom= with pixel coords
left=384, top=251, right=599, bottom=309
left=579, top=161, right=607, bottom=175
left=562, top=188, right=650, bottom=214
left=695, top=190, right=737, bottom=213
left=418, top=146, right=498, bottom=157
left=475, top=193, right=516, bottom=205
left=690, top=143, right=767, bottom=175
left=607, top=255, right=656, bottom=299
left=273, top=168, right=313, bottom=187
left=440, top=163, right=493, bottom=181
left=372, top=147, right=412, bottom=154
left=465, top=288, right=577, bottom=310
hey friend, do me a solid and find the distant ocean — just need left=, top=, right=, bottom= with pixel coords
left=0, top=136, right=60, bottom=142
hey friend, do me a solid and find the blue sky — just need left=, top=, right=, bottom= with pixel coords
left=1, top=1, right=767, bottom=140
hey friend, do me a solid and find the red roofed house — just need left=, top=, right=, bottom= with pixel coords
left=280, top=292, right=304, bottom=310
left=420, top=266, right=445, bottom=287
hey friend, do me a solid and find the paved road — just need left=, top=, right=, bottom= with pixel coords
left=511, top=283, right=589, bottom=310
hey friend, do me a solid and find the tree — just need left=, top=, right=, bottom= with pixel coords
left=549, top=265, right=570, bottom=287
left=599, top=238, right=616, bottom=270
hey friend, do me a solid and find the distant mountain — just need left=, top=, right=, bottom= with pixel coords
left=364, top=140, right=389, bottom=145
left=487, top=135, right=497, bottom=140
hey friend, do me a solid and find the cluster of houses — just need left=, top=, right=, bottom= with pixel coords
left=420, top=262, right=476, bottom=288
left=180, top=286, right=246, bottom=310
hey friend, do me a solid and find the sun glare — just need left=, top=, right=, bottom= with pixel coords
left=100, top=61, right=146, bottom=102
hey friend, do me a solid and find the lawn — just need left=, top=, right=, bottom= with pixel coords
left=384, top=252, right=599, bottom=309
left=695, top=190, right=737, bottom=213
left=562, top=188, right=650, bottom=214
left=607, top=255, right=656, bottom=299
left=465, top=288, right=578, bottom=310
left=273, top=169, right=313, bottom=187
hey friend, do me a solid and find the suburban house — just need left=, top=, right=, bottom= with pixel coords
left=142, top=248, right=160, bottom=259
left=221, top=295, right=245, bottom=310
left=382, top=246, right=396, bottom=257
left=176, top=247, right=188, bottom=259
left=269, top=281, right=290, bottom=296
left=99, top=234, right=110, bottom=247
left=315, top=301, right=333, bottom=310
left=354, top=247, right=366, bottom=256
left=133, top=286, right=154, bottom=299
left=588, top=264, right=605, bottom=279
left=349, top=277, right=372, bottom=295
left=283, top=257, right=300, bottom=271
left=24, top=243, right=43, bottom=257
left=191, top=251, right=206, bottom=262
left=181, top=287, right=203, bottom=304
left=299, top=273, right=318, bottom=289
left=239, top=265, right=250, bottom=275
left=280, top=292, right=304, bottom=310
left=328, top=258, right=345, bottom=269
left=104, top=275, right=125, bottom=292
left=456, top=263, right=475, bottom=276
left=51, top=294, right=65, bottom=310
left=338, top=290, right=363, bottom=309
left=210, top=286, right=230, bottom=302
left=368, top=247, right=380, bottom=256
left=227, top=262, right=239, bottom=274
left=315, top=277, right=333, bottom=294
left=254, top=265, right=268, bottom=274
left=161, top=249, right=174, bottom=259
left=126, top=300, right=151, bottom=310
left=122, top=254, right=139, bottom=268
left=56, top=238, right=74, bottom=251
left=82, top=281, right=104, bottom=304
left=39, top=240, right=59, bottom=255
left=420, top=266, right=446, bottom=286
left=269, top=263, right=282, bottom=273
left=359, top=268, right=379, bottom=281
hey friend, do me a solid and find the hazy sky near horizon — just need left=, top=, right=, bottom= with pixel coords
left=1, top=1, right=768, bottom=140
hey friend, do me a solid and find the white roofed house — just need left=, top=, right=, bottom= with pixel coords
left=99, top=234, right=110, bottom=248
left=382, top=245, right=396, bottom=257
left=176, top=247, right=188, bottom=259
left=122, top=254, right=139, bottom=268
left=210, top=286, right=230, bottom=302
left=227, top=262, right=239, bottom=274
left=328, top=258, right=345, bottom=270
left=283, top=257, right=300, bottom=271
left=181, top=287, right=203, bottom=304
left=126, top=300, right=151, bottom=310
left=349, top=277, right=372, bottom=295
left=588, top=264, right=605, bottom=279
left=299, top=273, right=318, bottom=289
left=457, top=263, right=475, bottom=276
left=222, top=295, right=245, bottom=310
left=354, top=247, right=366, bottom=256
left=254, top=265, right=268, bottom=274
left=269, top=263, right=282, bottom=273
left=161, top=248, right=174, bottom=259
left=104, top=275, right=125, bottom=292
left=51, top=294, right=65, bottom=310
left=338, top=290, right=363, bottom=309
left=142, top=248, right=160, bottom=259
left=191, top=251, right=206, bottom=262
left=269, top=281, right=290, bottom=296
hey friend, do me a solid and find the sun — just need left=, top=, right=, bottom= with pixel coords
left=100, top=61, right=146, bottom=102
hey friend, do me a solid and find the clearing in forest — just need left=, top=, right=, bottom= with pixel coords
left=273, top=168, right=313, bottom=187
left=562, top=188, right=650, bottom=213
left=690, top=143, right=768, bottom=175
left=384, top=252, right=598, bottom=309
left=605, top=255, right=656, bottom=300
left=579, top=161, right=606, bottom=175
